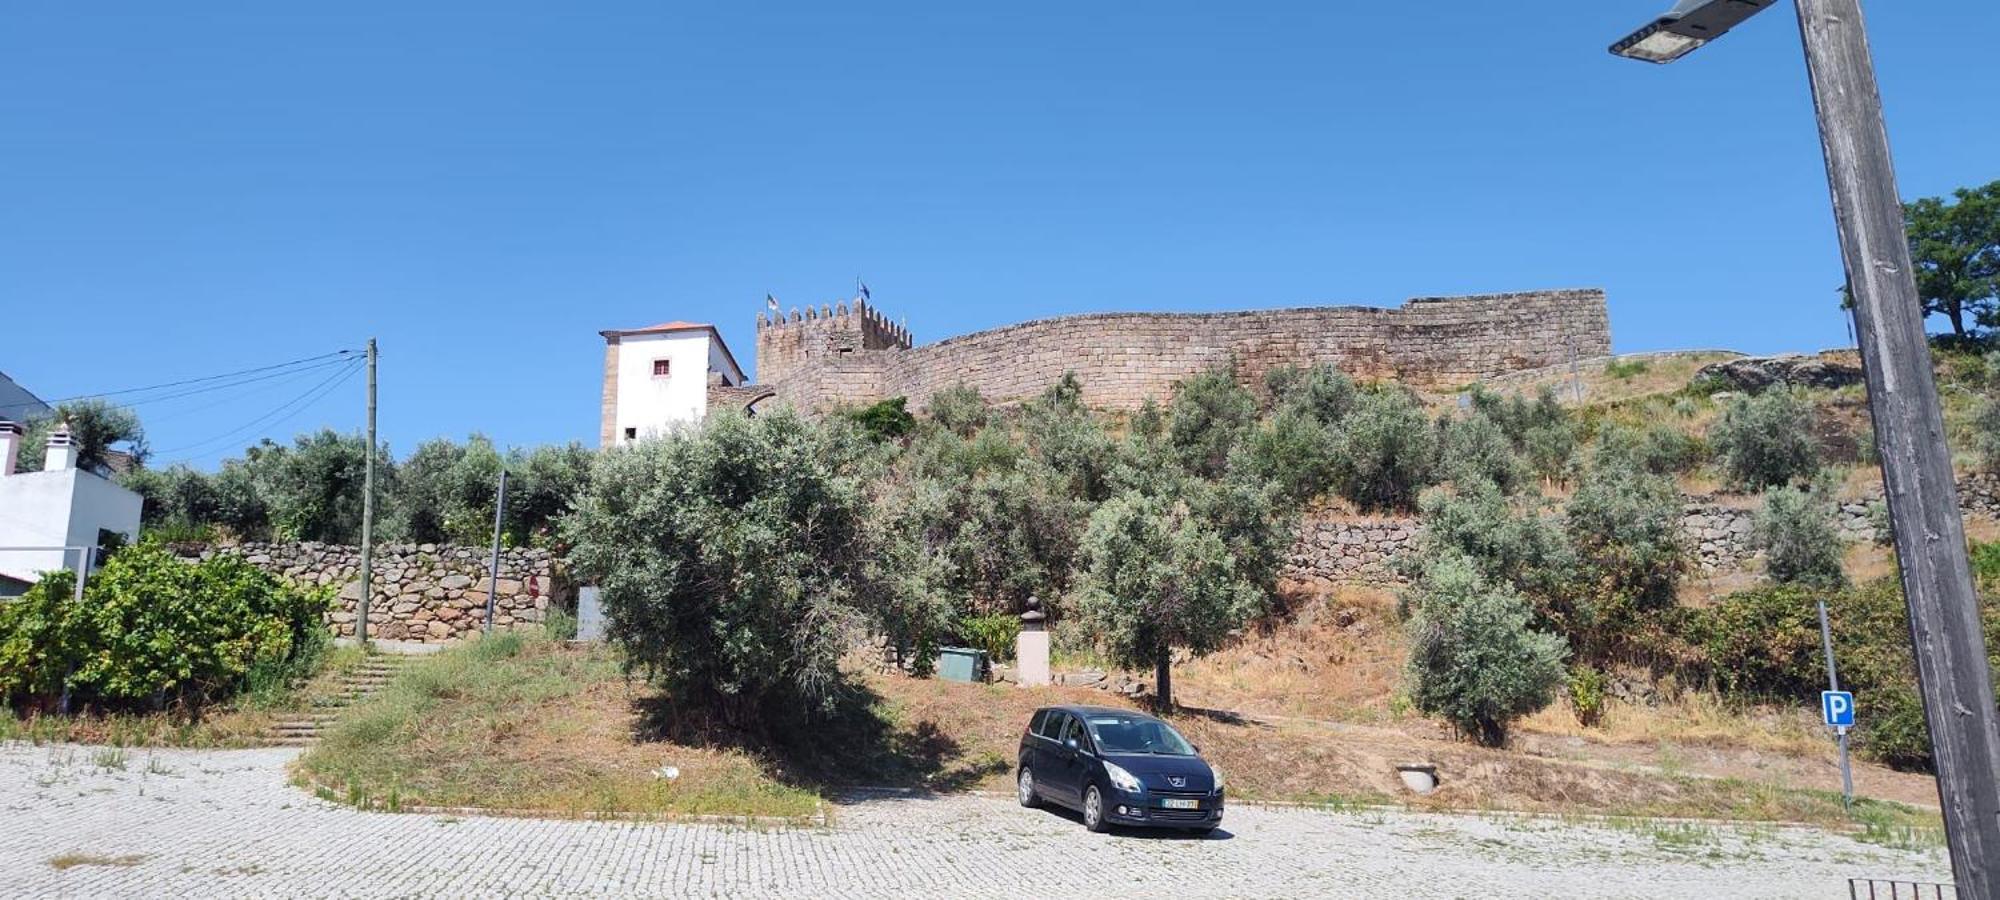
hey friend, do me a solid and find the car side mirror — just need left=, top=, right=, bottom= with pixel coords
left=1065, top=738, right=1079, bottom=750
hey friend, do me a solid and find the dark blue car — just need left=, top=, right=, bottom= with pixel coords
left=1016, top=704, right=1224, bottom=834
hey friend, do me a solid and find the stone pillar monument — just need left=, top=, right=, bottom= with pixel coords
left=1016, top=597, right=1050, bottom=687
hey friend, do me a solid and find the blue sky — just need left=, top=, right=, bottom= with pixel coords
left=2, top=2, right=1995, bottom=465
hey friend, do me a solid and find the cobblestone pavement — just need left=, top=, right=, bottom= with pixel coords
left=0, top=743, right=1949, bottom=899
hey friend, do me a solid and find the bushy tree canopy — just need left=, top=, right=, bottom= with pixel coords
left=1072, top=488, right=1268, bottom=707
left=1904, top=180, right=2000, bottom=337
left=1755, top=483, right=1847, bottom=589
left=561, top=411, right=876, bottom=726
left=14, top=399, right=147, bottom=476
left=1710, top=389, right=1821, bottom=491
left=1402, top=554, right=1569, bottom=747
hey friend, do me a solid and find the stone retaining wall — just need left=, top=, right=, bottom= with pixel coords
left=171, top=542, right=562, bottom=644
left=1282, top=474, right=2000, bottom=585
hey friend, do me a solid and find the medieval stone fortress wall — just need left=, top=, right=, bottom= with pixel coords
left=752, top=288, right=1612, bottom=412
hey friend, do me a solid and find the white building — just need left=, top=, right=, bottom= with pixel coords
left=0, top=421, right=143, bottom=596
left=597, top=321, right=752, bottom=447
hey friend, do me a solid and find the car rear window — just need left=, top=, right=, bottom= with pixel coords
left=1034, top=711, right=1064, bottom=739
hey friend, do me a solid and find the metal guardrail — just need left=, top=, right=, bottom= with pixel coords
left=1849, top=878, right=1956, bottom=899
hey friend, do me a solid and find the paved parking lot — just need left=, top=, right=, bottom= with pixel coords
left=0, top=743, right=1949, bottom=898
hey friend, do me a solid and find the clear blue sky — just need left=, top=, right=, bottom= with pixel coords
left=2, top=2, right=1995, bottom=466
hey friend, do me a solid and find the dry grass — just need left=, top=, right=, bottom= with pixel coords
left=1171, top=584, right=1404, bottom=722
left=296, top=632, right=821, bottom=820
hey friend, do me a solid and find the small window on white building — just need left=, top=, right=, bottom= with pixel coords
left=624, top=427, right=637, bottom=441
left=652, top=359, right=671, bottom=377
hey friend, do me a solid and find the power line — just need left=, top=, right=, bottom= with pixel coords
left=0, top=349, right=360, bottom=414
left=96, top=355, right=361, bottom=412
left=151, top=357, right=365, bottom=461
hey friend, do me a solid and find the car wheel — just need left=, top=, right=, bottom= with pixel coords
left=1082, top=784, right=1109, bottom=833
left=1017, top=767, right=1041, bottom=809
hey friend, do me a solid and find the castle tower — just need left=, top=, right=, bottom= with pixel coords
left=754, top=298, right=912, bottom=387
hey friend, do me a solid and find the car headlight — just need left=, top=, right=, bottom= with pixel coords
left=1103, top=761, right=1143, bottom=794
left=1210, top=765, right=1225, bottom=792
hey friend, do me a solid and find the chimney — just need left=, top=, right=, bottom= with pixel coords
left=44, top=422, right=77, bottom=472
left=0, top=419, right=19, bottom=478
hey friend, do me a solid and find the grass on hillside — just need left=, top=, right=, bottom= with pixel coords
left=295, top=632, right=823, bottom=820
left=293, top=628, right=1943, bottom=834
left=0, top=644, right=368, bottom=749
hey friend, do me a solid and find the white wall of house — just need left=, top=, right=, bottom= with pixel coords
left=0, top=432, right=142, bottom=590
left=611, top=331, right=714, bottom=444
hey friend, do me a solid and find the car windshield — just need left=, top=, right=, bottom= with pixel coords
left=1086, top=715, right=1195, bottom=755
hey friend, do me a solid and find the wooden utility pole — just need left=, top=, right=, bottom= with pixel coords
left=1793, top=0, right=2000, bottom=892
left=358, top=338, right=377, bottom=650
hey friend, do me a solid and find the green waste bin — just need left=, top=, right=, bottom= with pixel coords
left=936, top=647, right=988, bottom=683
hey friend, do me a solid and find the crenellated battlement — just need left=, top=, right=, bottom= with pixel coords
left=754, top=298, right=912, bottom=387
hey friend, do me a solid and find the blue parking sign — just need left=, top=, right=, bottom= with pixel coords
left=1821, top=690, right=1856, bottom=728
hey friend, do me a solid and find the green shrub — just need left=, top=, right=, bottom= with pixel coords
left=1413, top=484, right=1575, bottom=603
left=1167, top=370, right=1259, bottom=480
left=848, top=397, right=917, bottom=443
left=958, top=613, right=1020, bottom=663
left=1682, top=584, right=1823, bottom=698
left=1439, top=413, right=1529, bottom=494
left=1568, top=666, right=1607, bottom=727
left=1332, top=387, right=1438, bottom=511
left=1402, top=554, right=1569, bottom=746
left=1233, top=406, right=1338, bottom=507
left=1564, top=456, right=1686, bottom=622
left=1604, top=358, right=1650, bottom=380
left=923, top=384, right=991, bottom=437
left=1710, top=389, right=1822, bottom=490
left=0, top=543, right=329, bottom=710
left=1755, top=484, right=1847, bottom=588
left=1522, top=422, right=1577, bottom=483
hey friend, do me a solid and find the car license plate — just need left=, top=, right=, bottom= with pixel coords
left=1161, top=798, right=1200, bottom=810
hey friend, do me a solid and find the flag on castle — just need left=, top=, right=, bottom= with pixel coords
left=766, top=294, right=780, bottom=312
left=856, top=278, right=871, bottom=302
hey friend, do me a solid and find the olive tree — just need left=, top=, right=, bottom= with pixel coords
left=1071, top=489, right=1267, bottom=708
left=1755, top=483, right=1848, bottom=589
left=1403, top=554, right=1569, bottom=747
left=1710, top=388, right=1821, bottom=490
left=561, top=411, right=875, bottom=727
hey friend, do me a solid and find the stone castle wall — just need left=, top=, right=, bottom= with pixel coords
left=754, top=290, right=1611, bottom=412
left=170, top=542, right=563, bottom=644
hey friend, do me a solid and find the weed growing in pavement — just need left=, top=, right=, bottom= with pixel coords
left=92, top=748, right=127, bottom=771
left=47, top=853, right=146, bottom=870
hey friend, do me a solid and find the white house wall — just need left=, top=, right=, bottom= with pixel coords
left=612, top=332, right=711, bottom=443
left=0, top=468, right=139, bottom=585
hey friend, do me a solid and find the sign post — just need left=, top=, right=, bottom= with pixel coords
left=1817, top=600, right=1855, bottom=809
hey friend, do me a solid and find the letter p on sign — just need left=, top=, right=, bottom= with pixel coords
left=1821, top=690, right=1856, bottom=728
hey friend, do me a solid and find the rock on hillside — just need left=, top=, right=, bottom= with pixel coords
left=1695, top=353, right=1864, bottom=393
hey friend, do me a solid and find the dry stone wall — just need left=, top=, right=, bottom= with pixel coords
left=756, top=290, right=1611, bottom=413
left=1282, top=475, right=2000, bottom=585
left=170, top=542, right=561, bottom=644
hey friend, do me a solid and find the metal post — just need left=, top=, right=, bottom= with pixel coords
left=1819, top=599, right=1855, bottom=809
left=358, top=338, right=377, bottom=649
left=484, top=468, right=508, bottom=635
left=1793, top=0, right=2000, bottom=891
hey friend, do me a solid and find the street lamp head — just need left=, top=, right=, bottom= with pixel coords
left=1609, top=0, right=1777, bottom=64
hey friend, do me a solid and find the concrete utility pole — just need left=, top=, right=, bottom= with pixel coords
left=358, top=338, right=378, bottom=650
left=1793, top=0, right=2000, bottom=891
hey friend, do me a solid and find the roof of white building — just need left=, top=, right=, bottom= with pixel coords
left=0, top=370, right=52, bottom=422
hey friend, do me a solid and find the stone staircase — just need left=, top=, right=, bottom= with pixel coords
left=265, top=654, right=408, bottom=747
